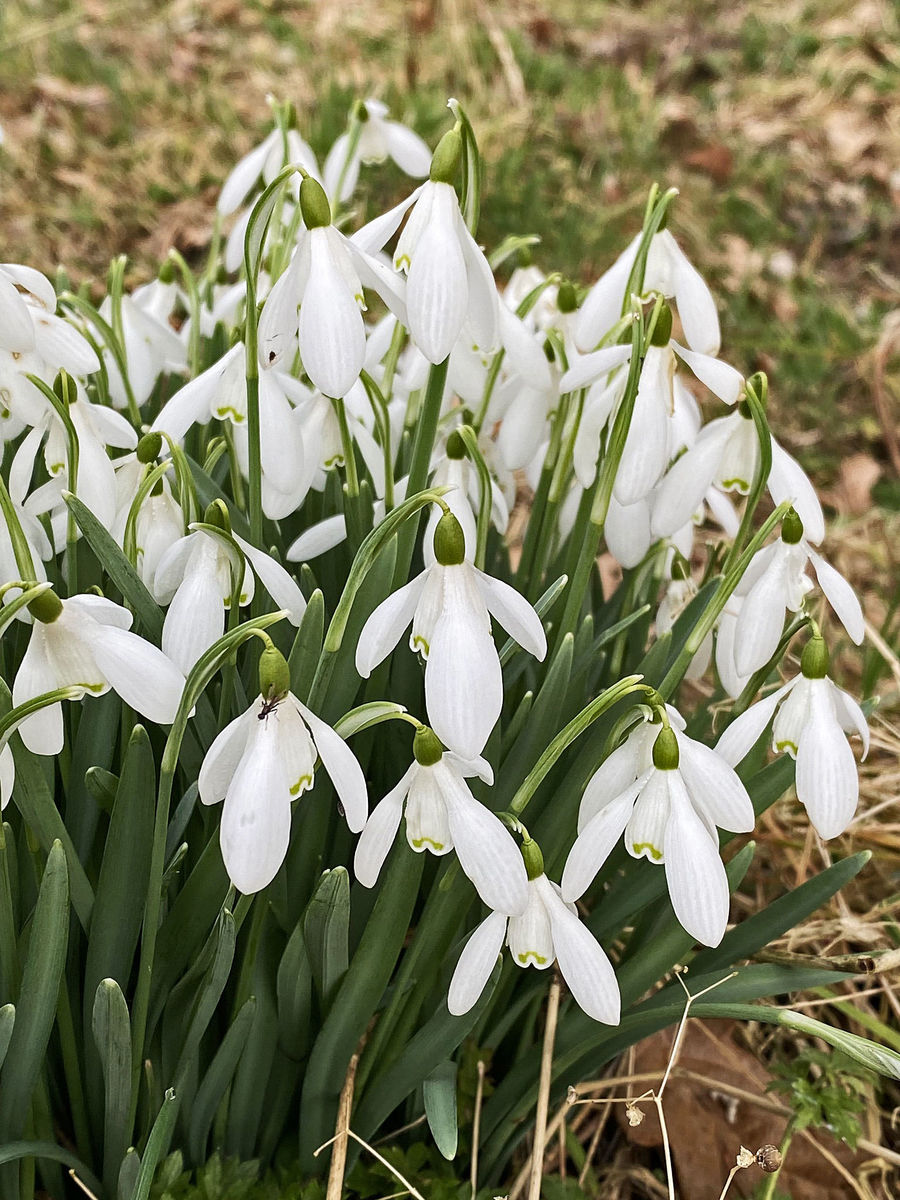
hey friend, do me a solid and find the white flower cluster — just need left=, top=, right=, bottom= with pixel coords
left=0, top=96, right=870, bottom=1033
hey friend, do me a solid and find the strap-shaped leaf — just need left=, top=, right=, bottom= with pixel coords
left=424, top=1061, right=458, bottom=1160
left=303, top=868, right=350, bottom=1012
left=276, top=920, right=312, bottom=1059
left=288, top=587, right=324, bottom=704
left=0, top=842, right=69, bottom=1149
left=131, top=1088, right=178, bottom=1200
left=0, top=1004, right=14, bottom=1069
left=63, top=491, right=164, bottom=638
left=92, top=979, right=133, bottom=1197
left=188, top=996, right=257, bottom=1164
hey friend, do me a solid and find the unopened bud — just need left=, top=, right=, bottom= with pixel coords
left=521, top=837, right=544, bottom=881
left=53, top=370, right=77, bottom=407
left=28, top=589, right=64, bottom=625
left=299, top=175, right=332, bottom=229
left=557, top=281, right=577, bottom=313
left=353, top=99, right=369, bottom=123
left=136, top=432, right=162, bottom=464
left=258, top=643, right=290, bottom=702
left=781, top=507, right=804, bottom=545
left=204, top=499, right=232, bottom=533
left=158, top=258, right=176, bottom=284
left=445, top=429, right=466, bottom=460
left=430, top=129, right=462, bottom=185
left=652, top=726, right=680, bottom=771
left=649, top=304, right=673, bottom=347
left=800, top=633, right=829, bottom=680
left=413, top=725, right=444, bottom=767
left=433, top=511, right=466, bottom=566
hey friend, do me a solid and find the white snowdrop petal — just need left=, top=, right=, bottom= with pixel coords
left=831, top=684, right=870, bottom=759
left=714, top=681, right=794, bottom=766
left=426, top=612, right=501, bottom=759
left=258, top=251, right=303, bottom=371
left=152, top=532, right=201, bottom=604
left=447, top=911, right=508, bottom=1016
left=233, top=534, right=306, bottom=625
left=348, top=244, right=409, bottom=326
left=87, top=624, right=184, bottom=724
left=664, top=774, right=730, bottom=947
left=383, top=121, right=432, bottom=176
left=457, top=213, right=500, bottom=352
left=355, top=571, right=427, bottom=677
left=559, top=345, right=632, bottom=393
left=161, top=561, right=225, bottom=676
left=473, top=568, right=547, bottom=660
left=671, top=342, right=743, bottom=405
left=768, top=439, right=825, bottom=545
left=299, top=229, right=366, bottom=398
left=0, top=273, right=38, bottom=352
left=294, top=698, right=368, bottom=832
left=406, top=185, right=469, bottom=363
left=65, top=594, right=134, bottom=629
left=439, top=764, right=528, bottom=915
left=199, top=703, right=259, bottom=805
left=32, top=314, right=100, bottom=375
left=540, top=878, right=620, bottom=1024
left=498, top=303, right=552, bottom=391
left=675, top=735, right=755, bottom=832
left=562, top=784, right=640, bottom=902
left=578, top=733, right=649, bottom=830
left=734, top=554, right=789, bottom=677
left=13, top=628, right=66, bottom=755
left=651, top=421, right=733, bottom=538
left=574, top=237, right=639, bottom=352
left=287, top=515, right=348, bottom=562
left=614, top=346, right=672, bottom=506
left=808, top=550, right=865, bottom=646
left=218, top=134, right=275, bottom=215
left=795, top=684, right=859, bottom=839
left=353, top=765, right=415, bottom=887
left=605, top=493, right=652, bottom=569
left=668, top=238, right=721, bottom=356
left=220, top=725, right=293, bottom=894
left=0, top=745, right=14, bottom=809
left=352, top=185, right=423, bottom=256
left=153, top=345, right=242, bottom=441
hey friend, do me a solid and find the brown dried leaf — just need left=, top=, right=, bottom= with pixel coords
left=685, top=143, right=734, bottom=185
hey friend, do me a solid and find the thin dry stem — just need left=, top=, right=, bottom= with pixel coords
left=326, top=1048, right=361, bottom=1200
left=471, top=1058, right=485, bottom=1200
left=527, top=972, right=561, bottom=1200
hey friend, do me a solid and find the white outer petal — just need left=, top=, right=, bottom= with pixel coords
left=667, top=234, right=721, bottom=355
left=161, top=561, right=225, bottom=675
left=675, top=735, right=755, bottom=832
left=355, top=570, right=427, bottom=677
left=220, top=722, right=293, bottom=894
left=768, top=439, right=825, bottom=545
left=537, top=876, right=620, bottom=1024
left=664, top=773, right=730, bottom=947
left=234, top=534, right=306, bottom=625
left=562, top=783, right=641, bottom=902
left=299, top=228, right=366, bottom=398
left=574, top=237, right=639, bottom=352
left=353, top=764, right=415, bottom=887
left=795, top=682, right=859, bottom=839
left=447, top=910, right=508, bottom=1016
left=671, top=342, right=743, bottom=404
left=473, top=568, right=547, bottom=660
left=287, top=515, right=348, bottom=562
left=714, top=679, right=796, bottom=766
left=808, top=550, right=865, bottom=646
left=199, top=702, right=259, bottom=805
left=84, top=624, right=184, bottom=724
left=559, top=345, right=632, bottom=393
left=406, top=184, right=468, bottom=364
left=294, top=697, right=368, bottom=832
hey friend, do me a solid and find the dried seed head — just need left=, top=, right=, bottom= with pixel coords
left=736, top=1147, right=755, bottom=1169
left=756, top=1145, right=783, bottom=1173
left=625, top=1102, right=644, bottom=1127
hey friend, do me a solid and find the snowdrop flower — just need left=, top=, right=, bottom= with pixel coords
left=562, top=717, right=754, bottom=947
left=716, top=634, right=868, bottom=839
left=10, top=384, right=138, bottom=531
left=200, top=645, right=367, bottom=894
left=99, top=291, right=187, bottom=408
left=0, top=263, right=100, bottom=376
left=354, top=724, right=528, bottom=914
left=12, top=589, right=185, bottom=756
left=358, top=129, right=499, bottom=364
left=258, top=174, right=407, bottom=399
left=563, top=308, right=743, bottom=504
left=728, top=509, right=864, bottom=679
left=355, top=512, right=546, bottom=759
left=154, top=508, right=306, bottom=674
left=448, top=840, right=620, bottom=1024
left=151, top=343, right=310, bottom=520
left=575, top=229, right=720, bottom=355
left=218, top=125, right=320, bottom=217
left=652, top=406, right=825, bottom=545
left=110, top=445, right=185, bottom=589
left=421, top=429, right=510, bottom=563
left=324, top=98, right=431, bottom=205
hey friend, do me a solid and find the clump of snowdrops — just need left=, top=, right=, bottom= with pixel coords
left=0, top=96, right=893, bottom=1200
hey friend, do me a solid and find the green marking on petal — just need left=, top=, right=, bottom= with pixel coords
left=775, top=739, right=798, bottom=755
left=411, top=836, right=445, bottom=852
left=394, top=254, right=411, bottom=272
left=721, top=476, right=750, bottom=492
left=213, top=406, right=246, bottom=423
left=412, top=634, right=430, bottom=656
left=632, top=841, right=663, bottom=861
left=290, top=773, right=314, bottom=798
left=516, top=951, right=549, bottom=966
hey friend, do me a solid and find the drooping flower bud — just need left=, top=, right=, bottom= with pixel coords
left=445, top=429, right=466, bottom=460
left=433, top=511, right=466, bottom=566
left=781, top=507, right=804, bottom=545
left=28, top=589, right=64, bottom=625
left=521, top=836, right=544, bottom=881
left=413, top=724, right=444, bottom=767
left=299, top=175, right=332, bottom=230
left=429, top=129, right=462, bottom=185
left=204, top=498, right=232, bottom=534
left=137, top=431, right=163, bottom=464
left=557, top=280, right=577, bottom=314
left=652, top=725, right=680, bottom=771
left=258, top=643, right=291, bottom=701
left=800, top=632, right=829, bottom=680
